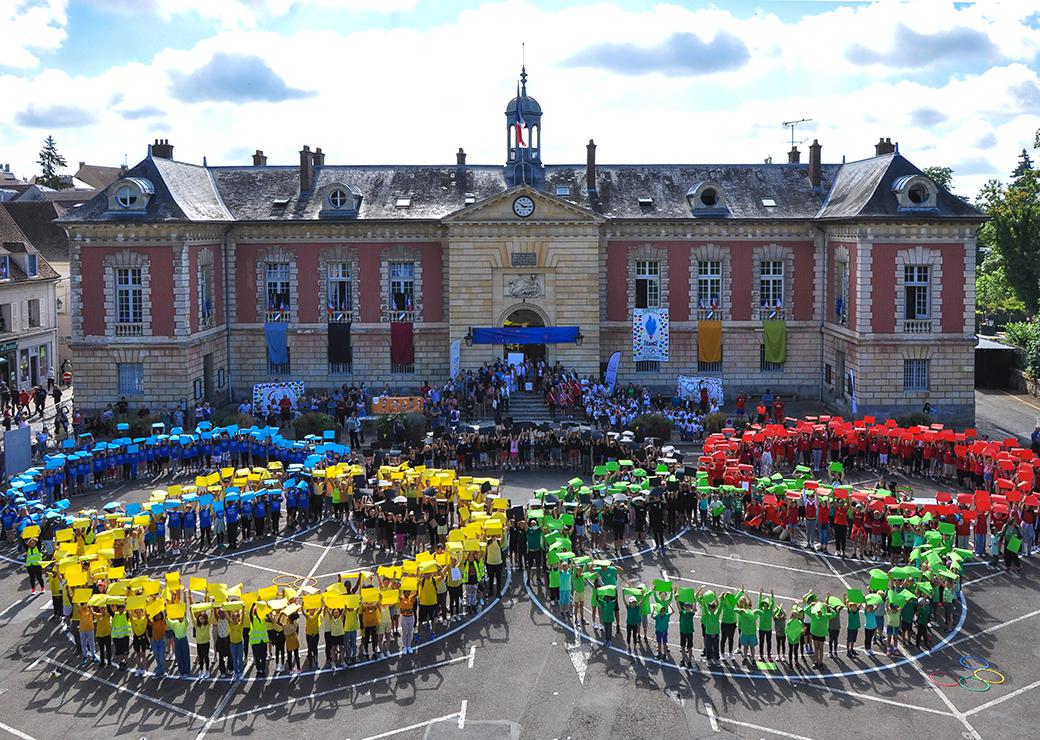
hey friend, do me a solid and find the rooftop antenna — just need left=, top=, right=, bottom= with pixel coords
left=782, top=118, right=812, bottom=149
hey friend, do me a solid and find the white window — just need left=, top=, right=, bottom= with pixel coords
left=327, top=262, right=352, bottom=320
left=634, top=260, right=660, bottom=309
left=329, top=189, right=350, bottom=208
left=266, top=262, right=291, bottom=318
left=200, top=263, right=214, bottom=326
left=904, top=265, right=929, bottom=320
left=26, top=254, right=37, bottom=277
left=26, top=299, right=40, bottom=328
left=903, top=359, right=929, bottom=391
left=115, top=267, right=143, bottom=324
left=834, top=260, right=849, bottom=325
left=118, top=363, right=144, bottom=395
left=697, top=260, right=722, bottom=310
left=760, top=260, right=784, bottom=309
left=115, top=186, right=137, bottom=209
left=389, top=261, right=414, bottom=313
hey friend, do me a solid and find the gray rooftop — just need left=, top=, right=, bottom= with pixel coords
left=61, top=151, right=984, bottom=225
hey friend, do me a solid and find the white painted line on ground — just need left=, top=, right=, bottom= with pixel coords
left=667, top=546, right=836, bottom=578
left=897, top=646, right=981, bottom=740
left=0, top=720, right=36, bottom=740
left=467, top=644, right=476, bottom=668
left=671, top=576, right=801, bottom=603
left=793, top=679, right=954, bottom=717
left=144, top=521, right=325, bottom=573
left=40, top=657, right=207, bottom=722
left=814, top=548, right=853, bottom=591
left=964, top=676, right=1040, bottom=716
left=705, top=704, right=719, bottom=732
left=305, top=524, right=347, bottom=582
left=458, top=699, right=467, bottom=729
left=24, top=654, right=44, bottom=671
left=194, top=677, right=242, bottom=740
left=961, top=570, right=1011, bottom=588
left=352, top=706, right=465, bottom=740
left=221, top=651, right=475, bottom=721
left=715, top=714, right=816, bottom=740
left=566, top=638, right=591, bottom=685
left=942, top=605, right=1040, bottom=652
left=0, top=594, right=39, bottom=619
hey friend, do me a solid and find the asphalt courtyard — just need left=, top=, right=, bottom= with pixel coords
left=0, top=468, right=1036, bottom=740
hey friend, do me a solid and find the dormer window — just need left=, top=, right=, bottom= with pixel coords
left=555, top=185, right=571, bottom=197
left=686, top=181, right=729, bottom=216
left=892, top=175, right=938, bottom=210
left=319, top=183, right=362, bottom=218
left=395, top=197, right=412, bottom=208
left=116, top=186, right=137, bottom=208
left=26, top=254, right=37, bottom=277
left=107, top=177, right=154, bottom=213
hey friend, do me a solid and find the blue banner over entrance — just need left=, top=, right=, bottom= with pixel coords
left=471, top=326, right=579, bottom=345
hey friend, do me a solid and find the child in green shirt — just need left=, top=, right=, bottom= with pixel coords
left=678, top=601, right=697, bottom=665
left=785, top=607, right=804, bottom=668
left=653, top=602, right=673, bottom=658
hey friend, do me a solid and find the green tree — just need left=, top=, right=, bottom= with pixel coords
left=36, top=135, right=69, bottom=190
left=922, top=165, right=955, bottom=191
left=975, top=252, right=1025, bottom=316
left=1012, top=148, right=1034, bottom=182
left=988, top=167, right=1040, bottom=312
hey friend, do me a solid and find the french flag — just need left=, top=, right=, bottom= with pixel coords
left=514, top=81, right=526, bottom=148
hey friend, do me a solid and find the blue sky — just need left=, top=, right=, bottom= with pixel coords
left=2, top=1, right=1039, bottom=197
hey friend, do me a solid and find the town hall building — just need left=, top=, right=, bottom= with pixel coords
left=64, top=71, right=983, bottom=423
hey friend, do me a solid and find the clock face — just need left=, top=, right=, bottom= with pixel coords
left=513, top=196, right=535, bottom=218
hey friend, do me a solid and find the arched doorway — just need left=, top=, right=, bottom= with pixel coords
left=503, top=307, right=546, bottom=364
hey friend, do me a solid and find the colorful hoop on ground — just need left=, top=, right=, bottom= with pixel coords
left=959, top=655, right=990, bottom=671
left=293, top=576, right=318, bottom=590
left=973, top=668, right=1005, bottom=685
left=272, top=574, right=296, bottom=587
left=927, top=671, right=960, bottom=688
left=958, top=675, right=991, bottom=692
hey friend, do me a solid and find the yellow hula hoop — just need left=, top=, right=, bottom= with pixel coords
left=293, top=576, right=318, bottom=590
left=272, top=574, right=296, bottom=587
left=974, top=668, right=1006, bottom=685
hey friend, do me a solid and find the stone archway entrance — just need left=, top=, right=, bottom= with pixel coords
left=503, top=307, right=546, bottom=363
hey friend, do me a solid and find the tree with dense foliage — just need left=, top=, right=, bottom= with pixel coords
left=36, top=135, right=69, bottom=190
left=922, top=166, right=955, bottom=191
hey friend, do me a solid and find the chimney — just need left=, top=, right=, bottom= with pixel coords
left=313, top=147, right=325, bottom=167
left=299, top=145, right=313, bottom=193
left=152, top=138, right=174, bottom=159
left=252, top=149, right=267, bottom=166
left=79, top=161, right=85, bottom=169
left=875, top=137, right=896, bottom=156
left=455, top=148, right=467, bottom=195
left=586, top=139, right=597, bottom=193
left=788, top=146, right=800, bottom=164
left=808, top=139, right=822, bottom=191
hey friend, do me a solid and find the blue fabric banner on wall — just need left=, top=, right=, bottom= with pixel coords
left=471, top=326, right=579, bottom=345
left=264, top=322, right=289, bottom=364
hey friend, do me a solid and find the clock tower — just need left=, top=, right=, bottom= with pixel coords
left=504, top=66, right=545, bottom=188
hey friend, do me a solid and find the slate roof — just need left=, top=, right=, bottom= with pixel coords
left=0, top=207, right=60, bottom=282
left=62, top=150, right=985, bottom=225
left=1, top=201, right=70, bottom=264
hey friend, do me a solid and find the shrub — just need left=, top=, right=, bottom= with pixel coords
left=293, top=412, right=338, bottom=439
left=631, top=413, right=673, bottom=442
left=377, top=412, right=427, bottom=446
left=211, top=404, right=254, bottom=429
left=896, top=411, right=932, bottom=428
left=703, top=412, right=728, bottom=434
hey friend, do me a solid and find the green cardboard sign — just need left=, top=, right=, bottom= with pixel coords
left=846, top=589, right=865, bottom=604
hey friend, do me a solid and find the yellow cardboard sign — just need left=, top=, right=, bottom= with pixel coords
left=360, top=587, right=379, bottom=604
left=127, top=595, right=147, bottom=611
left=381, top=589, right=399, bottom=606
left=133, top=515, right=151, bottom=526
left=167, top=603, right=186, bottom=619
left=146, top=600, right=165, bottom=618
left=189, top=577, right=207, bottom=592
left=73, top=588, right=93, bottom=604
left=344, top=594, right=360, bottom=609
left=65, top=568, right=88, bottom=587
left=323, top=593, right=345, bottom=609
left=56, top=528, right=74, bottom=543
left=167, top=485, right=182, bottom=497
left=108, top=566, right=126, bottom=580
left=257, top=585, right=278, bottom=601
left=21, top=525, right=41, bottom=539
left=303, top=594, right=323, bottom=610
left=400, top=577, right=418, bottom=591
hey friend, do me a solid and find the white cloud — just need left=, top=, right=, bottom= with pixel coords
left=0, top=0, right=68, bottom=69
left=1, top=0, right=1038, bottom=200
left=89, top=0, right=420, bottom=30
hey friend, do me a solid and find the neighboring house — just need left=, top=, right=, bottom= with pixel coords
left=0, top=207, right=60, bottom=393
left=2, top=201, right=72, bottom=367
left=62, top=72, right=985, bottom=423
left=73, top=162, right=126, bottom=190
